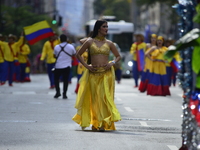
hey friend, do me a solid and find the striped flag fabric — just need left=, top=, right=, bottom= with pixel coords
left=136, top=48, right=145, bottom=71
left=24, top=20, right=54, bottom=45
left=170, top=58, right=180, bottom=73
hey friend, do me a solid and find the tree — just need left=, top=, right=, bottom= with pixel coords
left=93, top=0, right=131, bottom=21
left=136, top=0, right=178, bottom=38
left=0, top=5, right=58, bottom=61
left=194, top=4, right=200, bottom=24
left=1, top=5, right=57, bottom=36
left=136, top=0, right=175, bottom=6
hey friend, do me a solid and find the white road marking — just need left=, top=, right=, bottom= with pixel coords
left=48, top=91, right=55, bottom=95
left=178, top=94, right=182, bottom=97
left=48, top=91, right=72, bottom=95
left=0, top=120, right=36, bottom=123
left=116, top=97, right=122, bottom=101
left=124, top=107, right=134, bottom=112
left=167, top=145, right=178, bottom=150
left=30, top=102, right=43, bottom=105
left=139, top=121, right=149, bottom=127
left=132, top=93, right=138, bottom=96
left=12, top=91, right=36, bottom=94
left=123, top=118, right=171, bottom=121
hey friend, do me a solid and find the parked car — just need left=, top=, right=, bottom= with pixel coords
left=121, top=52, right=133, bottom=78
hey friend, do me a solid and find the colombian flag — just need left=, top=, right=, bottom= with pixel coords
left=136, top=48, right=145, bottom=71
left=170, top=58, right=180, bottom=73
left=24, top=20, right=54, bottom=45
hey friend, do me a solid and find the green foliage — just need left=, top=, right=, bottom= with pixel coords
left=165, top=28, right=200, bottom=59
left=1, top=5, right=58, bottom=35
left=93, top=0, right=106, bottom=15
left=1, top=5, right=58, bottom=60
left=136, top=0, right=177, bottom=25
left=193, top=40, right=200, bottom=74
left=136, top=0, right=175, bottom=6
left=193, top=4, right=200, bottom=24
left=93, top=0, right=131, bottom=21
left=164, top=28, right=200, bottom=88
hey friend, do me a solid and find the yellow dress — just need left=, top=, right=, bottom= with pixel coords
left=144, top=47, right=153, bottom=72
left=138, top=47, right=153, bottom=92
left=151, top=47, right=168, bottom=75
left=72, top=42, right=121, bottom=130
left=147, top=46, right=170, bottom=96
left=77, top=51, right=88, bottom=75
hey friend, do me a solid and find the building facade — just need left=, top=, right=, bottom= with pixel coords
left=131, top=1, right=177, bottom=41
left=57, top=0, right=94, bottom=37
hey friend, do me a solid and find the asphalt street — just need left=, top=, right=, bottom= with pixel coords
left=0, top=74, right=183, bottom=150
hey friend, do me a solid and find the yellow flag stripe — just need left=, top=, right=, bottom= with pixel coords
left=24, top=20, right=51, bottom=35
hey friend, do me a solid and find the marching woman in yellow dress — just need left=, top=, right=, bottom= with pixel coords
left=139, top=34, right=157, bottom=92
left=129, top=34, right=146, bottom=87
left=171, top=52, right=181, bottom=86
left=146, top=36, right=170, bottom=96
left=72, top=20, right=121, bottom=131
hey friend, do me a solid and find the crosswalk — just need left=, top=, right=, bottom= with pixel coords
left=124, top=107, right=134, bottom=112
left=167, top=145, right=178, bottom=150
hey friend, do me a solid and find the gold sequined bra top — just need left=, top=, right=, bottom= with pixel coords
left=89, top=42, right=110, bottom=56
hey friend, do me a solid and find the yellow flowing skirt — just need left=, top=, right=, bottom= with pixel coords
left=72, top=66, right=121, bottom=130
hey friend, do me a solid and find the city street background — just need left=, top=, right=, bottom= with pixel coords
left=0, top=74, right=182, bottom=150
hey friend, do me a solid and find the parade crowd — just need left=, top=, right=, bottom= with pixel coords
left=0, top=19, right=182, bottom=133
left=0, top=33, right=31, bottom=86
left=129, top=34, right=181, bottom=96
left=0, top=31, right=181, bottom=97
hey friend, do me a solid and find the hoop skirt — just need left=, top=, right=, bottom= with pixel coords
left=138, top=57, right=152, bottom=92
left=72, top=66, right=121, bottom=130
left=146, top=47, right=171, bottom=96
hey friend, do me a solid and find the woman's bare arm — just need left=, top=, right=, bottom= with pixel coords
left=80, top=37, right=91, bottom=44
left=145, top=46, right=157, bottom=55
left=146, top=43, right=151, bottom=49
left=145, top=46, right=157, bottom=61
left=76, top=39, right=97, bottom=72
left=109, top=42, right=121, bottom=63
left=104, top=41, right=121, bottom=70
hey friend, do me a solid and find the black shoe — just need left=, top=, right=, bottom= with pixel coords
left=54, top=93, right=61, bottom=98
left=63, top=95, right=68, bottom=99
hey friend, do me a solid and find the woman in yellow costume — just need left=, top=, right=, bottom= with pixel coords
left=146, top=36, right=170, bottom=96
left=165, top=39, right=181, bottom=86
left=17, top=38, right=31, bottom=82
left=72, top=20, right=121, bottom=131
left=138, top=34, right=157, bottom=92
left=129, top=34, right=146, bottom=87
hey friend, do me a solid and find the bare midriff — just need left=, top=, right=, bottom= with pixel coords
left=91, top=54, right=109, bottom=68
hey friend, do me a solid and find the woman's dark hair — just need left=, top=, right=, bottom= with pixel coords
left=87, top=20, right=107, bottom=64
left=91, top=20, right=107, bottom=38
left=87, top=31, right=93, bottom=64
left=135, top=34, right=144, bottom=42
left=60, top=34, right=67, bottom=42
left=88, top=31, right=93, bottom=38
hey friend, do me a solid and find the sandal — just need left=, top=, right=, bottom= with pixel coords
left=91, top=126, right=98, bottom=131
left=81, top=127, right=86, bottom=130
